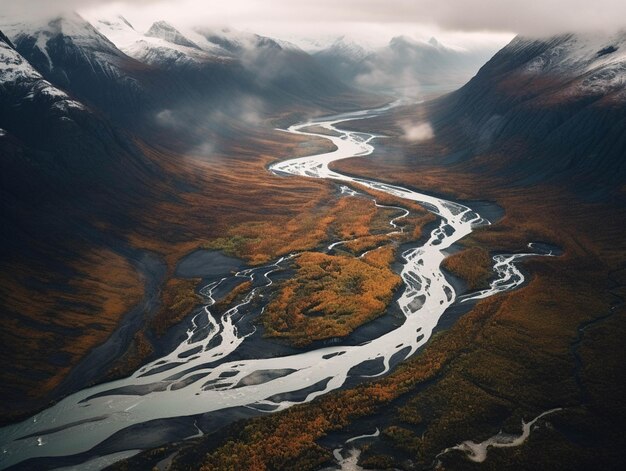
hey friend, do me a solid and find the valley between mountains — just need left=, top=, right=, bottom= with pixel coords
left=0, top=8, right=625, bottom=471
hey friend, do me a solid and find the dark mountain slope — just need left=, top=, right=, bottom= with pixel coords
left=2, top=13, right=379, bottom=151
left=0, top=14, right=381, bottom=421
left=0, top=31, right=166, bottom=416
left=430, top=32, right=626, bottom=197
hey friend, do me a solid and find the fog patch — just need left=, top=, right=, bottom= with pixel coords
left=150, top=93, right=268, bottom=159
left=356, top=66, right=423, bottom=96
left=190, top=141, right=216, bottom=158
left=239, top=40, right=299, bottom=86
left=155, top=109, right=183, bottom=129
left=208, top=94, right=266, bottom=127
left=227, top=95, right=265, bottom=126
left=400, top=120, right=434, bottom=142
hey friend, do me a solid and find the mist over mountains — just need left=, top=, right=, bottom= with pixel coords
left=314, top=35, right=500, bottom=95
left=1, top=6, right=625, bottom=470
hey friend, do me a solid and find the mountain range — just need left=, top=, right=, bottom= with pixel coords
left=314, top=35, right=501, bottom=95
left=0, top=10, right=625, bottom=470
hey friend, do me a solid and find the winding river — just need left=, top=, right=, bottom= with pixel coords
left=0, top=104, right=547, bottom=470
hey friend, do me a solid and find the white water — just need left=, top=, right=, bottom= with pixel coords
left=0, top=104, right=543, bottom=470
left=438, top=408, right=562, bottom=463
left=459, top=243, right=556, bottom=303
left=322, top=429, right=380, bottom=471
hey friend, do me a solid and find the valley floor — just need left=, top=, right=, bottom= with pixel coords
left=109, top=105, right=626, bottom=470
left=2, top=102, right=624, bottom=471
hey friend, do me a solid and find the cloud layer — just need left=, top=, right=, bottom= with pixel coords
left=2, top=0, right=625, bottom=38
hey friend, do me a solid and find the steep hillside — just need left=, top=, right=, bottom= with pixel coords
left=431, top=32, right=626, bottom=196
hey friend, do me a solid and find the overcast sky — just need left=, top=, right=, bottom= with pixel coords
left=2, top=1, right=626, bottom=49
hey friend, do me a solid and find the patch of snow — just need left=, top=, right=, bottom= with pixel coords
left=34, top=29, right=52, bottom=68
left=52, top=99, right=86, bottom=111
left=86, top=14, right=233, bottom=66
left=0, top=39, right=42, bottom=82
left=0, top=40, right=87, bottom=110
left=502, top=31, right=626, bottom=99
left=324, top=37, right=369, bottom=61
left=85, top=14, right=142, bottom=50
left=1, top=12, right=118, bottom=57
left=146, top=21, right=200, bottom=49
left=520, top=31, right=626, bottom=95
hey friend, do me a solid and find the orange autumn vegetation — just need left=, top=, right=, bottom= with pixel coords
left=352, top=185, right=437, bottom=240
left=193, top=297, right=506, bottom=471
left=342, top=234, right=391, bottom=254
left=214, top=281, right=252, bottom=313
left=330, top=197, right=392, bottom=239
left=262, top=247, right=400, bottom=346
left=0, top=127, right=340, bottom=423
left=113, top=104, right=626, bottom=471
left=0, top=249, right=142, bottom=410
left=127, top=132, right=339, bottom=268
left=442, top=246, right=492, bottom=289
left=190, top=237, right=619, bottom=471
left=98, top=134, right=436, bottom=397
left=151, top=278, right=203, bottom=336
left=202, top=190, right=428, bottom=264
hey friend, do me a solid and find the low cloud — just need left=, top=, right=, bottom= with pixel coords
left=155, top=109, right=181, bottom=129
left=211, top=94, right=265, bottom=126
left=355, top=67, right=426, bottom=99
left=4, top=1, right=625, bottom=38
left=400, top=121, right=434, bottom=142
left=190, top=141, right=216, bottom=158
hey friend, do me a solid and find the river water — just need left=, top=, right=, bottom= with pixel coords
left=0, top=104, right=545, bottom=470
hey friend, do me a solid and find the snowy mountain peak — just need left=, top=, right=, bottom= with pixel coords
left=4, top=12, right=114, bottom=47
left=505, top=31, right=626, bottom=98
left=92, top=15, right=137, bottom=38
left=0, top=31, right=85, bottom=111
left=0, top=11, right=123, bottom=73
left=326, top=37, right=369, bottom=60
left=87, top=13, right=240, bottom=67
left=519, top=31, right=626, bottom=72
left=145, top=21, right=200, bottom=50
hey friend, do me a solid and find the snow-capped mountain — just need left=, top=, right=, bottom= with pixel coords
left=0, top=25, right=153, bottom=196
left=313, top=37, right=370, bottom=85
left=322, top=37, right=369, bottom=61
left=502, top=32, right=626, bottom=99
left=1, top=10, right=374, bottom=156
left=86, top=14, right=349, bottom=109
left=88, top=13, right=302, bottom=71
left=432, top=31, right=626, bottom=195
left=145, top=20, right=200, bottom=49
left=1, top=12, right=132, bottom=78
left=0, top=12, right=156, bottom=121
left=0, top=30, right=85, bottom=115
left=88, top=15, right=234, bottom=68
